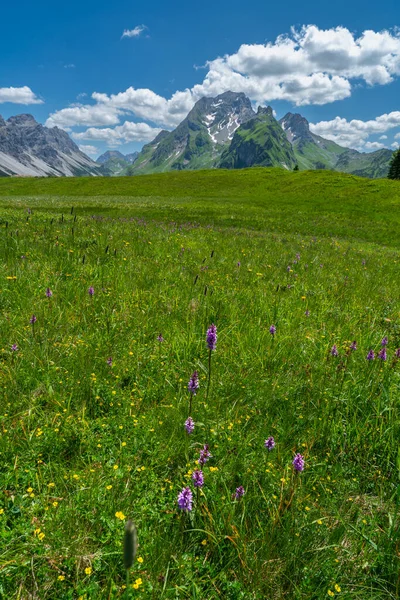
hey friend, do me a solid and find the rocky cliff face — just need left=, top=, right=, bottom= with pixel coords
left=130, top=92, right=256, bottom=174
left=219, top=106, right=296, bottom=170
left=0, top=114, right=101, bottom=177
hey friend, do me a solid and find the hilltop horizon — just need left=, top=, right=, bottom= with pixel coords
left=0, top=91, right=394, bottom=178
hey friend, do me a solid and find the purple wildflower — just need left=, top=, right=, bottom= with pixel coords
left=330, top=344, right=338, bottom=357
left=192, top=470, right=204, bottom=487
left=305, top=310, right=310, bottom=317
left=157, top=333, right=164, bottom=343
left=381, top=336, right=388, bottom=346
left=395, top=348, right=400, bottom=359
left=237, top=261, right=241, bottom=267
left=88, top=286, right=95, bottom=296
left=185, top=417, right=195, bottom=434
left=30, top=314, right=37, bottom=325
left=235, top=486, right=245, bottom=500
left=206, top=324, right=217, bottom=351
left=106, top=356, right=113, bottom=366
left=269, top=324, right=276, bottom=336
left=188, top=371, right=199, bottom=395
left=296, top=253, right=300, bottom=261
left=293, top=453, right=305, bottom=472
left=350, top=341, right=357, bottom=351
left=362, top=259, right=366, bottom=266
left=45, top=287, right=53, bottom=298
left=378, top=348, right=387, bottom=361
left=264, top=436, right=275, bottom=451
left=198, top=444, right=212, bottom=466
left=287, top=265, right=291, bottom=272
left=366, top=350, right=375, bottom=361
left=11, top=344, right=18, bottom=352
left=177, top=487, right=193, bottom=512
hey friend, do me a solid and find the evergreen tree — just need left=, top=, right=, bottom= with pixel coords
left=293, top=164, right=299, bottom=171
left=388, top=149, right=400, bottom=180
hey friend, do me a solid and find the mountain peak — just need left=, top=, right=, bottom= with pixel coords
left=7, top=114, right=38, bottom=127
left=96, top=150, right=125, bottom=164
left=187, top=92, right=255, bottom=144
left=257, top=105, right=274, bottom=117
left=0, top=112, right=100, bottom=177
left=279, top=112, right=312, bottom=143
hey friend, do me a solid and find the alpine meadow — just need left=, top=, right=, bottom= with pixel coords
left=0, top=168, right=399, bottom=599
left=3, top=5, right=400, bottom=598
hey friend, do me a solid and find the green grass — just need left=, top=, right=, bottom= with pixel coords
left=1, top=168, right=400, bottom=246
left=0, top=169, right=399, bottom=599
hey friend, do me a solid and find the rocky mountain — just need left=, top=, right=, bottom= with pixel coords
left=0, top=114, right=101, bottom=177
left=96, top=150, right=139, bottom=176
left=129, top=94, right=393, bottom=179
left=220, top=106, right=296, bottom=170
left=279, top=112, right=392, bottom=177
left=125, top=152, right=139, bottom=164
left=279, top=112, right=348, bottom=170
left=96, top=150, right=126, bottom=164
left=130, top=91, right=256, bottom=174
left=334, top=147, right=393, bottom=179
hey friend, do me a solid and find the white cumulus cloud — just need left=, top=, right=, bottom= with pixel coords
left=310, top=111, right=400, bottom=148
left=79, top=145, right=99, bottom=156
left=46, top=104, right=121, bottom=129
left=73, top=121, right=161, bottom=146
left=363, top=141, right=385, bottom=150
left=122, top=25, right=147, bottom=39
left=0, top=86, right=43, bottom=104
left=45, top=25, right=400, bottom=144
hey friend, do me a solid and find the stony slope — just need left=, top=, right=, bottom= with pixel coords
left=96, top=151, right=139, bottom=176
left=219, top=107, right=296, bottom=169
left=129, top=96, right=393, bottom=179
left=0, top=114, right=101, bottom=177
left=130, top=91, right=256, bottom=174
left=279, top=112, right=392, bottom=177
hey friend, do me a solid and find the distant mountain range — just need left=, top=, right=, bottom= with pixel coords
left=0, top=95, right=394, bottom=178
left=129, top=91, right=393, bottom=179
left=0, top=114, right=100, bottom=177
left=96, top=150, right=139, bottom=175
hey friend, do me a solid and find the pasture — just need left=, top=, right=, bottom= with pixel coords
left=0, top=169, right=399, bottom=599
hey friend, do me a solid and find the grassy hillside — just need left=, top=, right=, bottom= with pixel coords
left=0, top=169, right=399, bottom=598
left=1, top=168, right=400, bottom=247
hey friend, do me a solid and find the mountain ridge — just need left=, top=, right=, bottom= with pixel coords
left=0, top=95, right=394, bottom=179
left=129, top=93, right=393, bottom=178
left=0, top=113, right=100, bottom=177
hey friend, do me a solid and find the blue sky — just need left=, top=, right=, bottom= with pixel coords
left=1, top=0, right=400, bottom=157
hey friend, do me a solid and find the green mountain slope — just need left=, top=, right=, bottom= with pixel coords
left=219, top=106, right=296, bottom=169
left=130, top=92, right=255, bottom=174
left=279, top=112, right=392, bottom=177
left=124, top=94, right=394, bottom=179
left=334, top=148, right=393, bottom=178
left=97, top=151, right=139, bottom=176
